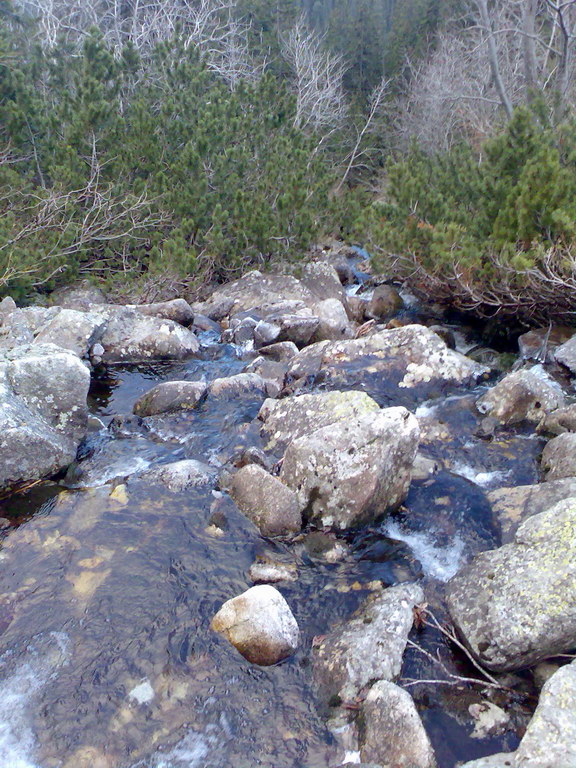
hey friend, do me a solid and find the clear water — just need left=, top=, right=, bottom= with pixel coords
left=0, top=281, right=545, bottom=768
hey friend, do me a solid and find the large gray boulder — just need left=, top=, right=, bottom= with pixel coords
left=313, top=583, right=424, bottom=704
left=541, top=433, right=576, bottom=481
left=310, top=298, right=354, bottom=343
left=280, top=407, right=419, bottom=529
left=211, top=585, right=299, bottom=666
left=133, top=381, right=207, bottom=416
left=359, top=680, right=436, bottom=768
left=0, top=344, right=90, bottom=489
left=460, top=660, right=576, bottom=768
left=34, top=308, right=107, bottom=358
left=286, top=325, right=486, bottom=402
left=229, top=464, right=302, bottom=536
left=554, top=334, right=576, bottom=374
left=538, top=404, right=576, bottom=436
left=476, top=368, right=565, bottom=425
left=258, top=390, right=380, bottom=453
left=447, top=498, right=576, bottom=671
left=99, top=309, right=199, bottom=363
left=125, top=298, right=194, bottom=326
left=488, top=478, right=576, bottom=542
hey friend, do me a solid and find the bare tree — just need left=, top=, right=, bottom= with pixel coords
left=281, top=17, right=348, bottom=132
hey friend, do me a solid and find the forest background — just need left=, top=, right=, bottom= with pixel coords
left=1, top=0, right=576, bottom=322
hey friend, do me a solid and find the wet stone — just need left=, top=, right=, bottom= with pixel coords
left=540, top=432, right=576, bottom=481
left=132, top=380, right=207, bottom=416
left=229, top=464, right=302, bottom=537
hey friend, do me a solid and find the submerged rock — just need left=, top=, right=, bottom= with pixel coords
left=476, top=368, right=565, bottom=425
left=229, top=464, right=302, bottom=536
left=135, top=460, right=215, bottom=491
left=248, top=560, right=298, bottom=583
left=211, top=584, right=299, bottom=665
left=208, top=372, right=268, bottom=399
left=258, top=390, right=380, bottom=453
left=0, top=344, right=90, bottom=489
left=133, top=381, right=207, bottom=417
left=447, top=497, right=576, bottom=671
left=541, top=432, right=576, bottom=481
left=280, top=407, right=419, bottom=530
left=313, top=582, right=424, bottom=704
left=359, top=680, right=436, bottom=768
left=460, top=660, right=576, bottom=768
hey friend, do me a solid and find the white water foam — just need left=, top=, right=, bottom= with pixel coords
left=384, top=520, right=465, bottom=582
left=450, top=461, right=510, bottom=489
left=0, top=632, right=70, bottom=768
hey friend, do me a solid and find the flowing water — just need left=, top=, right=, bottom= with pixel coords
left=0, top=265, right=550, bottom=768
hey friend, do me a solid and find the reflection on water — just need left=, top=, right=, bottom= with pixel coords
left=0, top=320, right=544, bottom=768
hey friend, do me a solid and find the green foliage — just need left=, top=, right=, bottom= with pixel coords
left=359, top=108, right=576, bottom=319
left=0, top=26, right=339, bottom=296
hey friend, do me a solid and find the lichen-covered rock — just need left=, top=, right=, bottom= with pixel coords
left=0, top=306, right=61, bottom=350
left=366, top=284, right=404, bottom=320
left=280, top=407, right=419, bottom=529
left=286, top=325, right=486, bottom=404
left=258, top=390, right=380, bottom=453
left=243, top=357, right=287, bottom=398
left=99, top=309, right=199, bottom=363
left=554, top=333, right=576, bottom=374
left=488, top=478, right=576, bottom=543
left=476, top=368, right=565, bottom=425
left=310, top=298, right=353, bottom=342
left=538, top=404, right=576, bottom=436
left=359, top=681, right=436, bottom=768
left=34, top=309, right=107, bottom=358
left=133, top=381, right=207, bottom=416
left=208, top=372, right=268, bottom=399
left=460, top=661, right=576, bottom=768
left=447, top=498, right=576, bottom=671
left=541, top=433, right=576, bottom=481
left=125, top=298, right=194, bottom=326
left=313, top=583, right=424, bottom=704
left=229, top=464, right=302, bottom=536
left=302, top=260, right=347, bottom=304
left=0, top=344, right=90, bottom=489
left=50, top=282, right=107, bottom=309
left=211, top=584, right=299, bottom=665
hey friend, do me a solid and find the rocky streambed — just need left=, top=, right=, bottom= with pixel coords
left=0, top=248, right=574, bottom=768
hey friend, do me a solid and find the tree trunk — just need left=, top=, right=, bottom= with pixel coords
left=475, top=0, right=514, bottom=119
left=522, top=0, right=538, bottom=98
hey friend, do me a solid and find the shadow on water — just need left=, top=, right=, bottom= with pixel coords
left=0, top=317, right=545, bottom=767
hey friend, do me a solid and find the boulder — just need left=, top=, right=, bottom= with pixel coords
left=541, top=433, right=576, bottom=481
left=447, top=498, right=576, bottom=671
left=133, top=381, right=207, bottom=417
left=518, top=326, right=574, bottom=363
left=258, top=341, right=299, bottom=363
left=211, top=584, right=299, bottom=665
left=0, top=306, right=60, bottom=350
left=459, top=661, right=576, bottom=768
left=554, top=333, right=576, bottom=374
left=50, top=282, right=107, bottom=309
left=538, top=404, right=576, bottom=435
left=125, top=298, right=194, bottom=326
left=488, top=478, right=576, bottom=542
left=33, top=309, right=107, bottom=358
left=135, top=460, right=215, bottom=491
left=0, top=344, right=90, bottom=489
left=366, top=284, right=404, bottom=320
left=359, top=680, right=436, bottom=768
left=229, top=464, right=303, bottom=536
left=476, top=368, right=565, bottom=425
left=286, top=325, right=486, bottom=404
left=313, top=583, right=424, bottom=704
left=200, top=270, right=317, bottom=320
left=301, top=261, right=347, bottom=304
left=243, top=357, right=287, bottom=398
left=99, top=309, right=199, bottom=363
left=258, top=390, right=381, bottom=453
left=280, top=407, right=419, bottom=530
left=310, top=298, right=354, bottom=342
left=208, top=372, right=268, bottom=399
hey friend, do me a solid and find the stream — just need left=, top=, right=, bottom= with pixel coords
left=0, top=260, right=551, bottom=768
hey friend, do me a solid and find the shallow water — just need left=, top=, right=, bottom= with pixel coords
left=0, top=277, right=548, bottom=768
